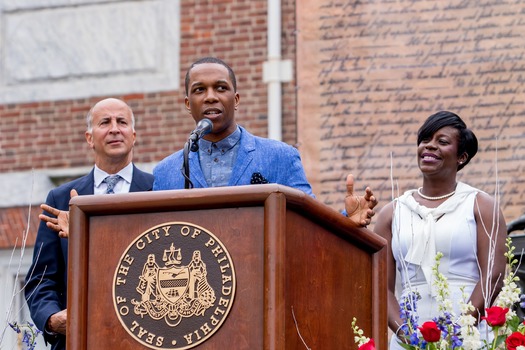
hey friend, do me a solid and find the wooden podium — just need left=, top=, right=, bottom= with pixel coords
left=67, top=184, right=387, bottom=349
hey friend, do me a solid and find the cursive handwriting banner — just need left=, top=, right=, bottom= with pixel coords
left=297, top=0, right=525, bottom=224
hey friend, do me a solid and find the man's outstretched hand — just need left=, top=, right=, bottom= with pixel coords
left=39, top=189, right=78, bottom=238
left=344, top=174, right=377, bottom=227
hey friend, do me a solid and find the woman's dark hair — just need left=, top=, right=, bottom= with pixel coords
left=417, top=111, right=478, bottom=171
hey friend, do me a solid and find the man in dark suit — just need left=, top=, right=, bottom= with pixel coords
left=24, top=98, right=154, bottom=350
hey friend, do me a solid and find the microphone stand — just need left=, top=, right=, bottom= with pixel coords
left=189, top=133, right=200, bottom=152
left=181, top=119, right=212, bottom=189
left=181, top=140, right=193, bottom=189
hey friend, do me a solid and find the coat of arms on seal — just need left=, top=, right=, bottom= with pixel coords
left=113, top=222, right=236, bottom=349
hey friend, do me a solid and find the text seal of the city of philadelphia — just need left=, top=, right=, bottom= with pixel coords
left=112, top=222, right=236, bottom=349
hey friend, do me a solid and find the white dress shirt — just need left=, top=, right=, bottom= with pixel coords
left=93, top=163, right=133, bottom=194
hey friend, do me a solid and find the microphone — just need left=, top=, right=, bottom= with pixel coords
left=189, top=118, right=213, bottom=151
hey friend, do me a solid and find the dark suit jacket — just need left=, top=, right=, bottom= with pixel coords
left=24, top=165, right=154, bottom=350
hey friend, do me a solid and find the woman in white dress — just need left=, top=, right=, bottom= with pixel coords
left=374, top=111, right=507, bottom=349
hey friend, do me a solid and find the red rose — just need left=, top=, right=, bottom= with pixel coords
left=418, top=321, right=441, bottom=343
left=506, top=331, right=525, bottom=350
left=358, top=338, right=375, bottom=350
left=482, top=306, right=509, bottom=327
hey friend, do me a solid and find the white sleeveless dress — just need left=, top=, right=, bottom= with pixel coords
left=389, top=182, right=480, bottom=349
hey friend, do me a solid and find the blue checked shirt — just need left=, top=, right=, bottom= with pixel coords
left=198, top=126, right=241, bottom=187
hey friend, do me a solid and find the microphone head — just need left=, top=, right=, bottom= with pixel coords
left=189, top=118, right=214, bottom=146
left=197, top=118, right=213, bottom=135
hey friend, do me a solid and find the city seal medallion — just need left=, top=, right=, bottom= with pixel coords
left=112, top=222, right=236, bottom=349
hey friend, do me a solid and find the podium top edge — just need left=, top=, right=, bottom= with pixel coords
left=69, top=183, right=386, bottom=251
left=69, top=184, right=307, bottom=207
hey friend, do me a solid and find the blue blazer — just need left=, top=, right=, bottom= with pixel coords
left=24, top=165, right=154, bottom=350
left=153, top=126, right=313, bottom=196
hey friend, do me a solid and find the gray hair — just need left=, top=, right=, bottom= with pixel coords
left=85, top=100, right=136, bottom=132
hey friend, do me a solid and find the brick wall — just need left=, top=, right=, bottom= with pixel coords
left=0, top=206, right=40, bottom=248
left=0, top=0, right=298, bottom=173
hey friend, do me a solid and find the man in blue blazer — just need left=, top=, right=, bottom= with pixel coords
left=153, top=57, right=376, bottom=225
left=153, top=124, right=312, bottom=194
left=24, top=98, right=154, bottom=350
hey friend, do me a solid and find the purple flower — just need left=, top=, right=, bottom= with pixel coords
left=9, top=321, right=42, bottom=350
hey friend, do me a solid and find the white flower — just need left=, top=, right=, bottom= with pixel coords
left=461, top=327, right=481, bottom=350
left=459, top=301, right=475, bottom=315
left=441, top=299, right=453, bottom=311
left=458, top=314, right=476, bottom=327
left=457, top=310, right=481, bottom=350
left=351, top=317, right=370, bottom=346
left=496, top=281, right=521, bottom=308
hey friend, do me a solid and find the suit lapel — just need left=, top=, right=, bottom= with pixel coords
left=188, top=152, right=209, bottom=188
left=129, top=165, right=153, bottom=192
left=228, top=128, right=255, bottom=186
left=75, top=170, right=96, bottom=195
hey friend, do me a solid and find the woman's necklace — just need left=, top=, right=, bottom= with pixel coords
left=417, top=187, right=455, bottom=201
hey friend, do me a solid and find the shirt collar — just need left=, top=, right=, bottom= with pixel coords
left=199, top=125, right=241, bottom=154
left=94, top=162, right=133, bottom=187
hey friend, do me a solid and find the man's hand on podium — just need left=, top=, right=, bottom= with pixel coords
left=47, top=309, right=67, bottom=336
left=39, top=189, right=77, bottom=238
left=344, top=174, right=377, bottom=227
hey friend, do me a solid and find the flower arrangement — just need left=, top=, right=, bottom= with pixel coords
left=352, top=237, right=525, bottom=350
left=8, top=321, right=42, bottom=350
left=1, top=201, right=45, bottom=349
